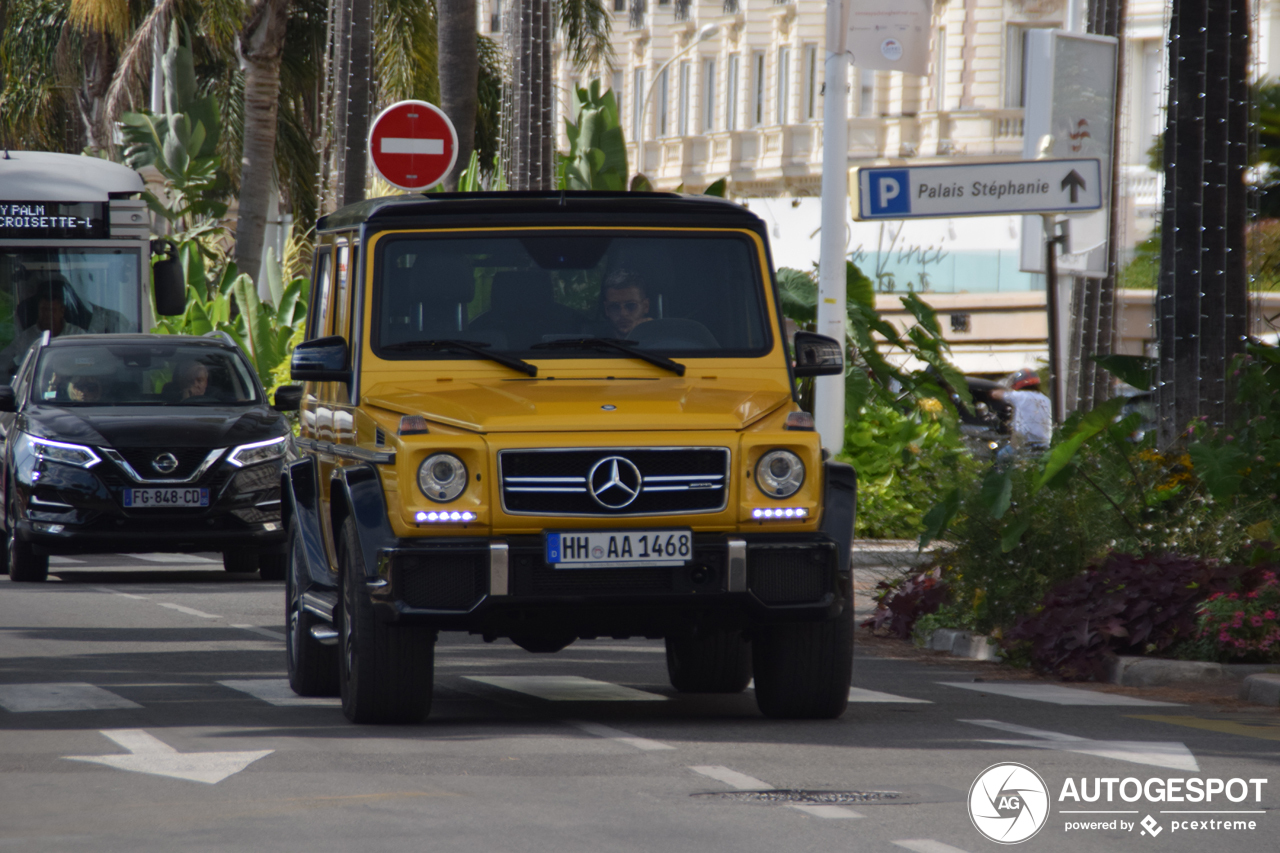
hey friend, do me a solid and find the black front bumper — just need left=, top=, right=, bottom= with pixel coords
left=368, top=533, right=851, bottom=637
left=14, top=456, right=287, bottom=556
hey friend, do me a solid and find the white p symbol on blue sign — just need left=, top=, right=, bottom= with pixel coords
left=869, top=169, right=910, bottom=216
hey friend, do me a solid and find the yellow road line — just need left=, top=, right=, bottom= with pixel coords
left=1129, top=715, right=1280, bottom=741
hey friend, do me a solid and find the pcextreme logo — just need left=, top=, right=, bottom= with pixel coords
left=969, top=762, right=1051, bottom=844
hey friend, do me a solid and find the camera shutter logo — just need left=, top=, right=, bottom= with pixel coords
left=968, top=762, right=1050, bottom=844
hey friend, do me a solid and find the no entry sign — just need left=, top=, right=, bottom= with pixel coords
left=368, top=100, right=459, bottom=192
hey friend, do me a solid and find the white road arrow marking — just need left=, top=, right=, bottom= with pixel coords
left=961, top=718, right=1199, bottom=771
left=64, top=729, right=273, bottom=784
left=381, top=137, right=444, bottom=155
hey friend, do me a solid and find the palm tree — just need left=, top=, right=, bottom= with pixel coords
left=499, top=0, right=614, bottom=190
left=436, top=0, right=477, bottom=190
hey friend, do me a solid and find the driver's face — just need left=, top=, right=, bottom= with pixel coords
left=68, top=377, right=101, bottom=402
left=603, top=286, right=650, bottom=336
left=37, top=298, right=65, bottom=335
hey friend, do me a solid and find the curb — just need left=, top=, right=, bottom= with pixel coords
left=851, top=539, right=949, bottom=569
left=926, top=628, right=999, bottom=662
left=1239, top=674, right=1280, bottom=706
left=1108, top=656, right=1280, bottom=688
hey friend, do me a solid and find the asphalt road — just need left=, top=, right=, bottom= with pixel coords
left=0, top=555, right=1277, bottom=853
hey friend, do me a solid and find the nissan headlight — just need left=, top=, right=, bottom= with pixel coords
left=756, top=449, right=805, bottom=498
left=23, top=434, right=101, bottom=469
left=418, top=453, right=468, bottom=502
left=227, top=436, right=289, bottom=468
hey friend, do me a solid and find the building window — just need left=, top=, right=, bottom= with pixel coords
left=612, top=70, right=624, bottom=119
left=658, top=66, right=670, bottom=136
left=703, top=58, right=717, bottom=132
left=491, top=0, right=502, bottom=32
left=858, top=70, right=875, bottom=116
left=752, top=52, right=765, bottom=127
left=727, top=54, right=740, bottom=130
left=678, top=61, right=691, bottom=136
left=633, top=67, right=645, bottom=140
left=804, top=45, right=818, bottom=120
left=614, top=0, right=625, bottom=10
left=776, top=46, right=791, bottom=125
left=935, top=27, right=946, bottom=110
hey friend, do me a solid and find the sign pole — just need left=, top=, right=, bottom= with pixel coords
left=1042, top=213, right=1066, bottom=423
left=815, top=0, right=849, bottom=455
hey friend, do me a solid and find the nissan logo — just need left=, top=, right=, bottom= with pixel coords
left=151, top=453, right=179, bottom=474
left=587, top=456, right=643, bottom=509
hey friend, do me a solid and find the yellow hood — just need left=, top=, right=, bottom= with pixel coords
left=365, top=377, right=791, bottom=433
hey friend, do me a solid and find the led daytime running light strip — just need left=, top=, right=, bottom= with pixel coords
left=415, top=510, right=476, bottom=523
left=751, top=507, right=809, bottom=520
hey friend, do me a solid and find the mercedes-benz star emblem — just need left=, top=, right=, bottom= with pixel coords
left=151, top=453, right=179, bottom=474
left=587, top=456, right=643, bottom=509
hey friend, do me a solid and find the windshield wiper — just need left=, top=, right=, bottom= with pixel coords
left=381, top=339, right=537, bottom=376
left=529, top=338, right=685, bottom=376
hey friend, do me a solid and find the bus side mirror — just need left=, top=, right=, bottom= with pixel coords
left=273, top=385, right=303, bottom=411
left=792, top=331, right=844, bottom=377
left=291, top=336, right=351, bottom=384
left=0, top=386, right=14, bottom=413
left=151, top=240, right=186, bottom=316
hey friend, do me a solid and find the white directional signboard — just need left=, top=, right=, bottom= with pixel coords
left=855, top=159, right=1103, bottom=220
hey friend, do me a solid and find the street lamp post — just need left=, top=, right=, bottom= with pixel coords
left=635, top=23, right=719, bottom=178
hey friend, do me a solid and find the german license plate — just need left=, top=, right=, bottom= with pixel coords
left=123, top=488, right=209, bottom=508
left=546, top=529, right=692, bottom=569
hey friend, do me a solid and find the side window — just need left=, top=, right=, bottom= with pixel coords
left=308, top=246, right=333, bottom=340
left=333, top=237, right=358, bottom=341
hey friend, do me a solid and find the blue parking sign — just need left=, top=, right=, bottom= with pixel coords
left=867, top=169, right=910, bottom=216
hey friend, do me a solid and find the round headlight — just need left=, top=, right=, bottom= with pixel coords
left=418, top=453, right=468, bottom=503
left=756, top=449, right=805, bottom=498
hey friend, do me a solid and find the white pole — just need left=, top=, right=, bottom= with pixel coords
left=815, top=0, right=848, bottom=454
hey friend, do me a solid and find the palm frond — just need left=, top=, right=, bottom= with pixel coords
left=68, top=0, right=131, bottom=39
left=103, top=0, right=182, bottom=130
left=556, top=0, right=614, bottom=71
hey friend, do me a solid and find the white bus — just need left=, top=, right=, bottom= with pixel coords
left=0, top=151, right=183, bottom=377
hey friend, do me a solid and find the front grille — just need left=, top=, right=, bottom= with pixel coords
left=500, top=447, right=729, bottom=516
left=395, top=552, right=487, bottom=610
left=113, top=446, right=220, bottom=481
left=747, top=547, right=832, bottom=604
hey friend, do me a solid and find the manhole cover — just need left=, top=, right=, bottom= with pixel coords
left=694, top=790, right=905, bottom=805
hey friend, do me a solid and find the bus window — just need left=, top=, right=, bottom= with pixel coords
left=0, top=247, right=142, bottom=376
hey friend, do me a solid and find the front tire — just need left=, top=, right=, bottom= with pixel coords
left=223, top=550, right=258, bottom=574
left=285, top=522, right=338, bottom=697
left=665, top=627, right=752, bottom=693
left=258, top=551, right=287, bottom=581
left=8, top=532, right=48, bottom=583
left=752, top=610, right=853, bottom=719
left=337, top=517, right=434, bottom=724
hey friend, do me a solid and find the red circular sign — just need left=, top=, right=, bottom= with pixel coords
left=367, top=100, right=459, bottom=192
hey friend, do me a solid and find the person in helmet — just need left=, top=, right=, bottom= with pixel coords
left=990, top=368, right=1052, bottom=455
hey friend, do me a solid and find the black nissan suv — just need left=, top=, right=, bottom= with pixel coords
left=0, top=334, right=300, bottom=581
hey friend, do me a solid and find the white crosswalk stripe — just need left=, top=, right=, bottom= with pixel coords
left=218, top=679, right=340, bottom=707
left=849, top=687, right=931, bottom=703
left=464, top=675, right=667, bottom=702
left=940, top=681, right=1179, bottom=706
left=894, top=840, right=972, bottom=853
left=0, top=683, right=141, bottom=712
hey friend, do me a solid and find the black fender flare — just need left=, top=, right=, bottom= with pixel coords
left=820, top=460, right=857, bottom=576
left=281, top=457, right=332, bottom=589
left=330, top=464, right=396, bottom=581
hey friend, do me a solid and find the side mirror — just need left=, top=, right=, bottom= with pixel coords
left=151, top=240, right=186, bottom=316
left=0, top=386, right=15, bottom=413
left=792, top=331, right=844, bottom=377
left=291, top=336, right=351, bottom=384
left=273, top=385, right=303, bottom=412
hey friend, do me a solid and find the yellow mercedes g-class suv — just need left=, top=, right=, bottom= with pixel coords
left=282, top=192, right=855, bottom=724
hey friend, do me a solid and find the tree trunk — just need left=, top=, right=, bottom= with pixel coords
left=1156, top=0, right=1250, bottom=444
left=504, top=0, right=554, bottom=190
left=437, top=0, right=478, bottom=190
left=337, top=0, right=371, bottom=207
left=235, top=0, right=291, bottom=288
left=76, top=27, right=118, bottom=153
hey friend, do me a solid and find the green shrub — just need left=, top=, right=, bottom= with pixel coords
left=1197, top=567, right=1280, bottom=662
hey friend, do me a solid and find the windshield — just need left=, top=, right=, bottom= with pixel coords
left=0, top=247, right=142, bottom=377
left=32, top=343, right=260, bottom=406
left=372, top=231, right=772, bottom=359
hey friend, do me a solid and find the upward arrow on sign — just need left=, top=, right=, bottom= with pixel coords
left=1061, top=170, right=1088, bottom=204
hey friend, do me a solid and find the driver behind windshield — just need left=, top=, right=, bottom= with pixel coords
left=67, top=374, right=103, bottom=402
left=600, top=270, right=652, bottom=338
left=178, top=360, right=210, bottom=399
